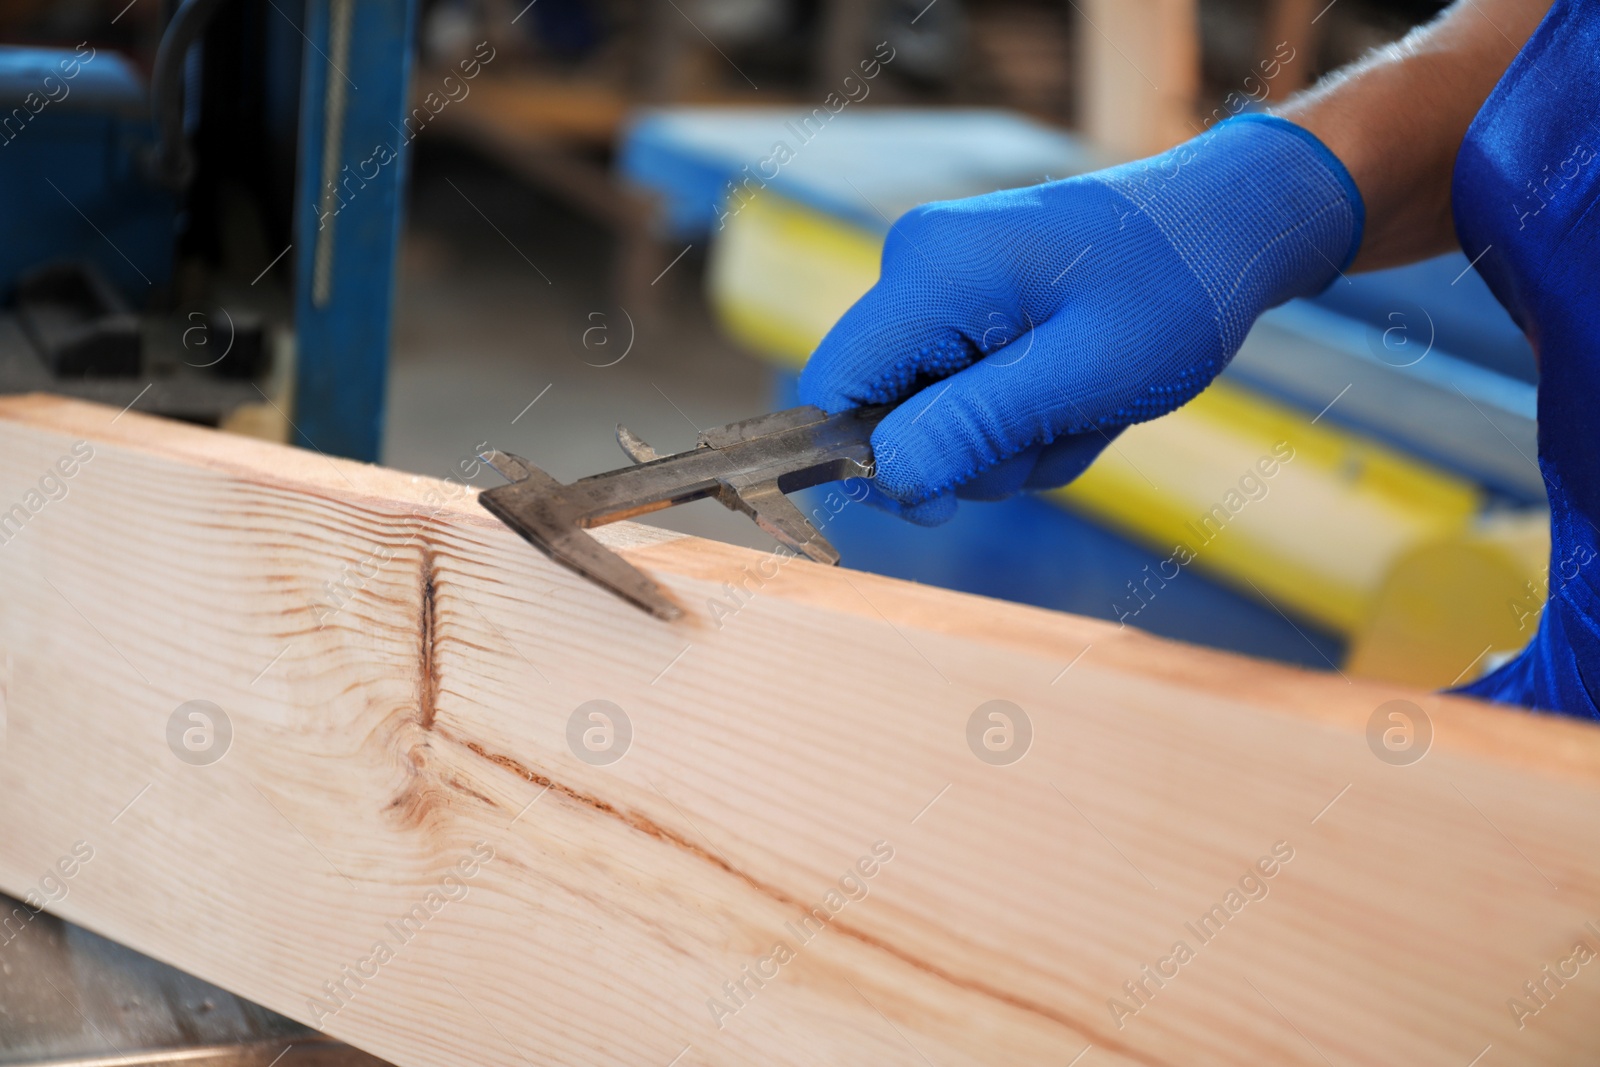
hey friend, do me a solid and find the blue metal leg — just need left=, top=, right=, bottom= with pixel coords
left=290, top=0, right=419, bottom=462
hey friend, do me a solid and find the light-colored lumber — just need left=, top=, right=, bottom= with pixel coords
left=1078, top=0, right=1200, bottom=159
left=0, top=393, right=1597, bottom=1067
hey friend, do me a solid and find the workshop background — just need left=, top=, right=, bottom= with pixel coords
left=0, top=0, right=1553, bottom=1060
left=0, top=0, right=1542, bottom=686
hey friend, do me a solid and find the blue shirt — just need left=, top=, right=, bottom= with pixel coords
left=1452, top=0, right=1600, bottom=718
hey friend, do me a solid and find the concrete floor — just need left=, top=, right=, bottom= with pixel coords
left=382, top=143, right=779, bottom=552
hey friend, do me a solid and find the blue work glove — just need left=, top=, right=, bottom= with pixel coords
left=800, top=113, right=1364, bottom=524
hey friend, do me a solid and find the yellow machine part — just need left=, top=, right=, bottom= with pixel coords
left=1347, top=513, right=1548, bottom=687
left=705, top=188, right=1545, bottom=685
left=1053, top=382, right=1483, bottom=637
left=708, top=191, right=881, bottom=368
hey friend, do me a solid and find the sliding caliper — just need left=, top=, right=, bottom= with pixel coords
left=478, top=405, right=888, bottom=620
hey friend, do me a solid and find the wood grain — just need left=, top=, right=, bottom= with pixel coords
left=0, top=394, right=1596, bottom=1066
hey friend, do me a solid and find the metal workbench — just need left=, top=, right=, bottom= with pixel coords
left=0, top=892, right=388, bottom=1067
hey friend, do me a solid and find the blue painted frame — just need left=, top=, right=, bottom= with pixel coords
left=290, top=0, right=419, bottom=462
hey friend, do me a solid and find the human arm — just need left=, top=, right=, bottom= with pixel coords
left=1279, top=0, right=1553, bottom=270
left=798, top=0, right=1553, bottom=522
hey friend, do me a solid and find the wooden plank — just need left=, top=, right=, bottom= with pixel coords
left=0, top=393, right=1597, bottom=1066
left=424, top=73, right=633, bottom=147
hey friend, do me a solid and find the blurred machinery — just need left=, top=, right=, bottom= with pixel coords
left=0, top=890, right=388, bottom=1066
left=0, top=0, right=420, bottom=461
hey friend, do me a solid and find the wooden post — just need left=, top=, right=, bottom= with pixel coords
left=1078, top=0, right=1201, bottom=159
left=1260, top=0, right=1325, bottom=96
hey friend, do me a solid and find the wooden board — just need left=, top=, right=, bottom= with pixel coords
left=0, top=393, right=1597, bottom=1066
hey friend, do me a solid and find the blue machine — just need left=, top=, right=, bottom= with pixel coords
left=0, top=47, right=173, bottom=305
left=289, top=0, right=420, bottom=461
left=0, top=0, right=419, bottom=462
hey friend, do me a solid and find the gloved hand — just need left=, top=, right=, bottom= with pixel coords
left=799, top=113, right=1364, bottom=525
